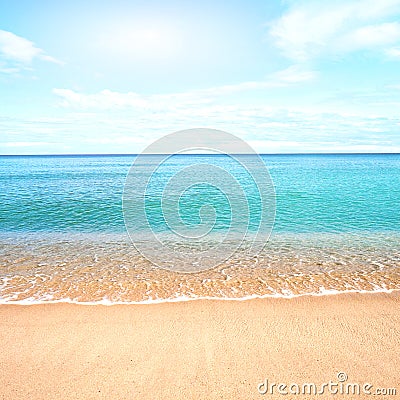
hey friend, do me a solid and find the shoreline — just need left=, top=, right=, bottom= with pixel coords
left=1, top=291, right=399, bottom=399
left=1, top=287, right=399, bottom=306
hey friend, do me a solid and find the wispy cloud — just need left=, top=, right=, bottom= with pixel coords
left=1, top=102, right=399, bottom=154
left=1, top=141, right=56, bottom=147
left=385, top=46, right=400, bottom=57
left=53, top=65, right=316, bottom=110
left=52, top=89, right=149, bottom=109
left=48, top=61, right=400, bottom=154
left=269, top=0, right=400, bottom=61
left=0, top=29, right=62, bottom=73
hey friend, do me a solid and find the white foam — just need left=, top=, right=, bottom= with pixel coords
left=0, top=288, right=398, bottom=306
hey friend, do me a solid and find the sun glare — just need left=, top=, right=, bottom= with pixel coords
left=103, top=23, right=182, bottom=60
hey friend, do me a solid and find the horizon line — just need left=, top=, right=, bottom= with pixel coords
left=1, top=152, right=400, bottom=157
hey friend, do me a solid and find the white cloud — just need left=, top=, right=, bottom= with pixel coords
left=339, top=22, right=400, bottom=51
left=53, top=66, right=315, bottom=110
left=385, top=47, right=400, bottom=57
left=269, top=0, right=400, bottom=60
left=0, top=30, right=41, bottom=63
left=1, top=141, right=55, bottom=147
left=0, top=61, right=21, bottom=74
left=272, top=65, right=316, bottom=83
left=2, top=101, right=399, bottom=154
left=52, top=89, right=149, bottom=109
left=0, top=29, right=61, bottom=73
left=0, top=105, right=400, bottom=154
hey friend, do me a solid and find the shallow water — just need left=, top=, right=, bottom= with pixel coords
left=1, top=154, right=399, bottom=303
left=0, top=231, right=399, bottom=303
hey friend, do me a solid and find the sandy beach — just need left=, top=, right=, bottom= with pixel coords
left=0, top=292, right=399, bottom=400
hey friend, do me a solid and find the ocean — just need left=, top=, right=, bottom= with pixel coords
left=0, top=153, right=399, bottom=303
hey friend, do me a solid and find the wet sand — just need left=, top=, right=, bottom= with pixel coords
left=0, top=292, right=399, bottom=399
left=2, top=232, right=400, bottom=302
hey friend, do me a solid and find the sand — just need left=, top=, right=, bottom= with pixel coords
left=0, top=292, right=399, bottom=399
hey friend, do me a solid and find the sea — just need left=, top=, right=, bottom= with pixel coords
left=0, top=153, right=399, bottom=304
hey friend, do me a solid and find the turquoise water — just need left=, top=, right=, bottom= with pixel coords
left=0, top=153, right=400, bottom=302
left=1, top=154, right=399, bottom=234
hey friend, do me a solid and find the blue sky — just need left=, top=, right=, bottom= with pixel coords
left=0, top=0, right=400, bottom=154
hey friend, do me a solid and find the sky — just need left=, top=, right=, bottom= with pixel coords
left=0, top=0, right=400, bottom=154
